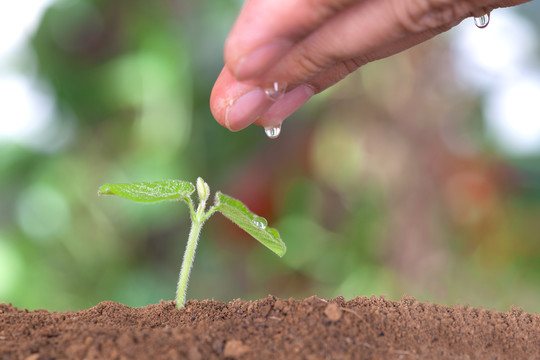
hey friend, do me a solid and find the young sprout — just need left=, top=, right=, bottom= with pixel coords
left=98, top=178, right=286, bottom=309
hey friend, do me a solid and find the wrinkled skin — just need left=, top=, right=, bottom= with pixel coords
left=210, top=0, right=529, bottom=132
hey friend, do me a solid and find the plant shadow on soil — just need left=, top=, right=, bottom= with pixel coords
left=1, top=295, right=539, bottom=359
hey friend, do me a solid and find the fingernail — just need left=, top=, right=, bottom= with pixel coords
left=225, top=88, right=273, bottom=131
left=257, top=85, right=315, bottom=127
left=234, top=40, right=292, bottom=80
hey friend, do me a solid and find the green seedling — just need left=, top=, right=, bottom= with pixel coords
left=98, top=178, right=286, bottom=309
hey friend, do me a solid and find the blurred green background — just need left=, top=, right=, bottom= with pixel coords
left=1, top=0, right=540, bottom=312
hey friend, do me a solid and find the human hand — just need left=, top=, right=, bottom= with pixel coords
left=210, top=0, right=529, bottom=133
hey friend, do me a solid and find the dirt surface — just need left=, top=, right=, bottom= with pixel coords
left=1, top=295, right=539, bottom=359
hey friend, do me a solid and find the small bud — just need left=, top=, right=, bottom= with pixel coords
left=196, top=177, right=210, bottom=203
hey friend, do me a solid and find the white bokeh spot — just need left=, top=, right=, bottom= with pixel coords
left=452, top=8, right=540, bottom=155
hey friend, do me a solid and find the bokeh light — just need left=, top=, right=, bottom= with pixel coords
left=452, top=9, right=540, bottom=155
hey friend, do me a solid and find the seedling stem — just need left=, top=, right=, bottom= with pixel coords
left=177, top=179, right=216, bottom=307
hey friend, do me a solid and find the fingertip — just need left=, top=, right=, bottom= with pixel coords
left=210, top=68, right=233, bottom=130
left=210, top=66, right=275, bottom=132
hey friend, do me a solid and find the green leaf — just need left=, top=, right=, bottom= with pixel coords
left=98, top=180, right=195, bottom=203
left=214, top=192, right=286, bottom=257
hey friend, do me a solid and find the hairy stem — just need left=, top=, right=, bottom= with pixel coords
left=176, top=215, right=204, bottom=309
left=176, top=193, right=217, bottom=309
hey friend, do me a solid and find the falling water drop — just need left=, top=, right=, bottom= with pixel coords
left=264, top=124, right=282, bottom=139
left=264, top=82, right=286, bottom=101
left=474, top=13, right=490, bottom=28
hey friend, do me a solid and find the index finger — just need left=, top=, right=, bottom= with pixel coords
left=225, top=0, right=358, bottom=81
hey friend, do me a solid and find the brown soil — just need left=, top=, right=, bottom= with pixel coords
left=1, top=295, right=539, bottom=359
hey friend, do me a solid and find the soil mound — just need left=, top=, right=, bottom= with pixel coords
left=1, top=295, right=539, bottom=359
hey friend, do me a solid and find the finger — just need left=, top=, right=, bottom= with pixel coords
left=248, top=0, right=468, bottom=88
left=218, top=22, right=472, bottom=131
left=211, top=24, right=457, bottom=132
left=214, top=0, right=530, bottom=131
left=211, top=66, right=315, bottom=131
left=254, top=85, right=315, bottom=128
left=225, top=0, right=358, bottom=81
left=250, top=0, right=529, bottom=127
left=248, top=25, right=454, bottom=129
left=210, top=67, right=275, bottom=131
left=300, top=21, right=465, bottom=95
left=234, top=0, right=530, bottom=88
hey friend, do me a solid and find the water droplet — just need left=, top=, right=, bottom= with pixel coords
left=474, top=13, right=490, bottom=28
left=264, top=82, right=286, bottom=101
left=253, top=219, right=266, bottom=230
left=264, top=124, right=282, bottom=139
